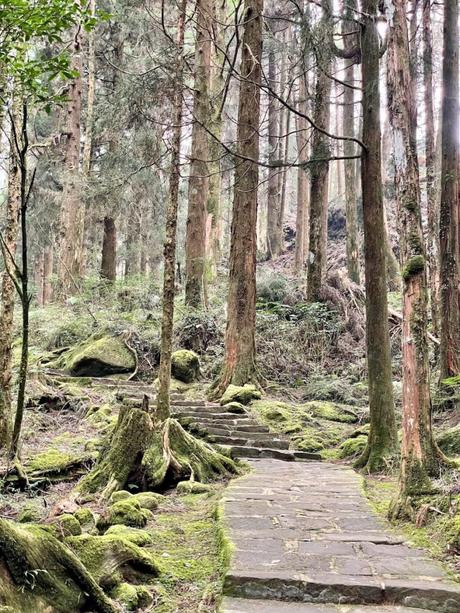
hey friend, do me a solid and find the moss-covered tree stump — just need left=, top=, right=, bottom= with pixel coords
left=0, top=519, right=116, bottom=613
left=79, top=402, right=240, bottom=498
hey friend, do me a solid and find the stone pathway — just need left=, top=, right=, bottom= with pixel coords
left=220, top=460, right=460, bottom=613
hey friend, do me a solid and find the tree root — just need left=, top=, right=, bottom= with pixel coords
left=78, top=403, right=240, bottom=498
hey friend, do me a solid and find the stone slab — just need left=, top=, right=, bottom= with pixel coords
left=221, top=599, right=435, bottom=613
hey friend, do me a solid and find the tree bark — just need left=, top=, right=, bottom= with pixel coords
left=210, top=0, right=263, bottom=397
left=157, top=0, right=187, bottom=420
left=57, top=25, right=83, bottom=297
left=422, top=0, right=439, bottom=338
left=266, top=41, right=282, bottom=258
left=42, top=246, right=54, bottom=304
left=295, top=73, right=308, bottom=275
left=342, top=0, right=359, bottom=284
left=307, top=3, right=332, bottom=302
left=386, top=0, right=440, bottom=503
left=439, top=0, right=460, bottom=380
left=185, top=0, right=212, bottom=307
left=0, top=113, right=20, bottom=448
left=100, top=217, right=117, bottom=282
left=355, top=0, right=398, bottom=473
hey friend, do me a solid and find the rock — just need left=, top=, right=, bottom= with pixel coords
left=171, top=350, right=200, bottom=383
left=437, top=425, right=460, bottom=457
left=104, top=525, right=153, bottom=546
left=220, top=385, right=262, bottom=406
left=223, top=401, right=247, bottom=414
left=303, top=400, right=358, bottom=424
left=111, top=583, right=152, bottom=611
left=97, top=499, right=153, bottom=530
left=51, top=514, right=82, bottom=537
left=131, top=492, right=164, bottom=511
left=176, top=480, right=215, bottom=495
left=110, top=490, right=133, bottom=503
left=338, top=434, right=368, bottom=458
left=74, top=508, right=97, bottom=533
left=50, top=334, right=136, bottom=377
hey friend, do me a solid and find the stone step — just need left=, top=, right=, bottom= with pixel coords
left=222, top=446, right=297, bottom=461
left=223, top=570, right=460, bottom=611
left=221, top=597, right=435, bottom=612
left=171, top=404, right=235, bottom=413
left=174, top=411, right=250, bottom=421
left=209, top=435, right=290, bottom=449
left=204, top=426, right=270, bottom=436
left=293, top=450, right=323, bottom=461
left=187, top=421, right=268, bottom=433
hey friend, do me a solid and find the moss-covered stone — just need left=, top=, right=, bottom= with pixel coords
left=0, top=518, right=116, bottom=612
left=49, top=334, right=136, bottom=377
left=339, top=435, right=368, bottom=458
left=66, top=533, right=158, bottom=589
left=110, top=582, right=138, bottom=610
left=74, top=508, right=97, bottom=533
left=223, top=401, right=246, bottom=414
left=104, top=525, right=153, bottom=546
left=132, top=492, right=164, bottom=510
left=220, top=384, right=262, bottom=406
left=17, top=502, right=43, bottom=524
left=52, top=514, right=82, bottom=537
left=177, top=481, right=214, bottom=495
left=303, top=401, right=358, bottom=424
left=97, top=499, right=153, bottom=530
left=110, top=490, right=133, bottom=503
left=437, top=425, right=460, bottom=457
left=27, top=449, right=79, bottom=474
left=171, top=350, right=200, bottom=383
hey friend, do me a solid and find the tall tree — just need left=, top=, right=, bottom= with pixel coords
left=295, top=70, right=308, bottom=275
left=342, top=0, right=359, bottom=284
left=355, top=0, right=398, bottom=472
left=185, top=0, right=212, bottom=307
left=210, top=0, right=263, bottom=397
left=439, top=0, right=460, bottom=379
left=386, top=0, right=440, bottom=506
left=157, top=0, right=188, bottom=419
left=307, top=1, right=332, bottom=302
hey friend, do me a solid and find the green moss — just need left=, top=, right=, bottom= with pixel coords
left=338, top=435, right=368, bottom=459
left=17, top=502, right=43, bottom=524
left=97, top=499, right=153, bottom=530
left=171, top=350, right=200, bottom=383
left=52, top=514, right=82, bottom=537
left=104, top=525, right=153, bottom=546
left=303, top=401, right=358, bottom=424
left=74, top=508, right=96, bottom=533
left=66, top=533, right=158, bottom=589
left=402, top=255, right=425, bottom=281
left=177, top=481, right=214, bottom=495
left=132, top=492, right=164, bottom=510
left=437, top=425, right=460, bottom=457
left=110, top=582, right=138, bottom=610
left=220, top=384, right=262, bottom=406
left=110, top=490, right=133, bottom=503
left=27, top=449, right=78, bottom=474
left=222, top=401, right=246, bottom=414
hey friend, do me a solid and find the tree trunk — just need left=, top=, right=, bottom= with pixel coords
left=210, top=0, right=263, bottom=398
left=35, top=252, right=44, bottom=307
left=355, top=0, right=398, bottom=473
left=206, top=0, right=226, bottom=278
left=439, top=0, right=460, bottom=380
left=386, top=0, right=440, bottom=505
left=185, top=0, right=212, bottom=308
left=295, top=73, right=308, bottom=275
left=342, top=0, right=359, bottom=284
left=100, top=217, right=117, bottom=282
left=58, top=26, right=83, bottom=297
left=42, top=246, right=54, bottom=304
left=307, top=4, right=331, bottom=302
left=266, top=43, right=282, bottom=258
left=422, top=0, right=439, bottom=337
left=0, top=115, right=20, bottom=448
left=157, top=0, right=187, bottom=420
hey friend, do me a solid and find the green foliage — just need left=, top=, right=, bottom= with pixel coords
left=257, top=272, right=290, bottom=303
left=175, top=311, right=221, bottom=354
left=437, top=426, right=460, bottom=457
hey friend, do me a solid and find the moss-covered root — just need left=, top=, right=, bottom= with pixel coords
left=79, top=403, right=240, bottom=497
left=0, top=518, right=116, bottom=613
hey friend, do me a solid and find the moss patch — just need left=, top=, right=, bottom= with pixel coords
left=220, top=384, right=262, bottom=406
left=338, top=435, right=368, bottom=459
left=304, top=401, right=358, bottom=424
left=97, top=499, right=153, bottom=530
left=171, top=350, right=200, bottom=383
left=437, top=425, right=460, bottom=457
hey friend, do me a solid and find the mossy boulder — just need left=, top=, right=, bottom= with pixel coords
left=303, top=401, right=358, bottom=424
left=51, top=514, right=82, bottom=538
left=104, top=525, right=153, bottom=546
left=0, top=518, right=116, bottom=612
left=66, top=533, right=158, bottom=589
left=25, top=448, right=93, bottom=481
left=110, top=490, right=132, bottom=503
left=437, top=425, right=460, bottom=457
left=171, top=350, right=200, bottom=383
left=74, top=508, right=97, bottom=533
left=220, top=384, right=262, bottom=406
left=176, top=480, right=214, bottom=495
left=111, top=583, right=152, bottom=611
left=223, top=401, right=246, bottom=414
left=97, top=499, right=153, bottom=530
left=339, top=435, right=368, bottom=458
left=110, top=491, right=162, bottom=511
left=50, top=334, right=136, bottom=377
